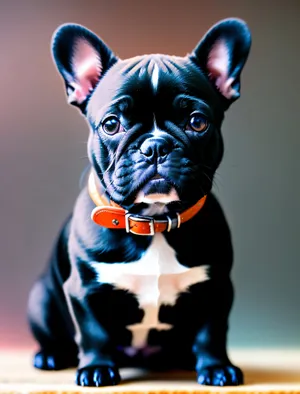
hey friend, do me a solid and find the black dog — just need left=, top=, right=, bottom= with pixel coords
left=27, top=18, right=251, bottom=387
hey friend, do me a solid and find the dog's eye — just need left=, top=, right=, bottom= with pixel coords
left=187, top=113, right=208, bottom=134
left=102, top=116, right=123, bottom=135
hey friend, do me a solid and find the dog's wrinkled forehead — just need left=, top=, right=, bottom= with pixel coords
left=87, top=54, right=223, bottom=126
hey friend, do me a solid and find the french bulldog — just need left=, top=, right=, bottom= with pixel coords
left=27, top=18, right=251, bottom=387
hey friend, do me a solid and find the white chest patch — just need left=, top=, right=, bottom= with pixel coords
left=91, top=233, right=209, bottom=349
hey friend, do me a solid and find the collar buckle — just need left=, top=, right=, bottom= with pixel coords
left=125, top=213, right=155, bottom=236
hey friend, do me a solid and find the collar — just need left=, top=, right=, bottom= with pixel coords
left=88, top=171, right=207, bottom=236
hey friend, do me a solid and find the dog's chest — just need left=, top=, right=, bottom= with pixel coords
left=91, top=233, right=209, bottom=349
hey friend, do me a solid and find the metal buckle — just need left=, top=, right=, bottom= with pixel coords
left=176, top=212, right=181, bottom=228
left=125, top=214, right=155, bottom=236
left=165, top=213, right=181, bottom=232
left=167, top=216, right=172, bottom=232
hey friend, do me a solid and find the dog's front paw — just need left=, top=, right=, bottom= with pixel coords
left=76, top=366, right=121, bottom=387
left=197, top=365, right=243, bottom=386
left=33, top=350, right=78, bottom=370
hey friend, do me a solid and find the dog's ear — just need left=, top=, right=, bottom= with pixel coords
left=51, top=23, right=118, bottom=112
left=189, top=18, right=251, bottom=106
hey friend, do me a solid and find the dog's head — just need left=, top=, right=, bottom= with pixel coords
left=52, top=19, right=251, bottom=214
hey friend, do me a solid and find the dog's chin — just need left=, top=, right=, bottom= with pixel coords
left=133, top=178, right=180, bottom=216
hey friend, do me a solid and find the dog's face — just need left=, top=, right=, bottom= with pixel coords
left=52, top=19, right=251, bottom=213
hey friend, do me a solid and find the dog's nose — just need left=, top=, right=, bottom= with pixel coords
left=140, top=137, right=172, bottom=163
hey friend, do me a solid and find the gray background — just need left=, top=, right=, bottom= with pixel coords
left=0, top=0, right=299, bottom=351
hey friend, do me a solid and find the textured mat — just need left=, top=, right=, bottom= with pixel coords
left=0, top=350, right=299, bottom=393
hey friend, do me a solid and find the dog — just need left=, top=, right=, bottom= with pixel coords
left=27, top=18, right=251, bottom=387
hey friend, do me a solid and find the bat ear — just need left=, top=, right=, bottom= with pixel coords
left=51, top=23, right=118, bottom=113
left=189, top=18, right=251, bottom=106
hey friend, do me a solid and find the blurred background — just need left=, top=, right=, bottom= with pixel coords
left=0, top=0, right=299, bottom=352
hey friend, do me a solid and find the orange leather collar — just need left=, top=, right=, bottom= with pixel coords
left=88, top=171, right=207, bottom=236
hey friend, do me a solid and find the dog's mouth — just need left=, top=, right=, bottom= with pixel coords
left=134, top=174, right=180, bottom=205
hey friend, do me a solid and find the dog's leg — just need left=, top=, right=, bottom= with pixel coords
left=63, top=277, right=122, bottom=387
left=28, top=277, right=78, bottom=370
left=27, top=219, right=78, bottom=370
left=193, top=277, right=243, bottom=386
left=27, top=217, right=78, bottom=370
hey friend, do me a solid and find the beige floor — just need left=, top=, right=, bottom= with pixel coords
left=0, top=350, right=299, bottom=393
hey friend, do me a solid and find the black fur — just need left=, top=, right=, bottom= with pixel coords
left=27, top=18, right=251, bottom=387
